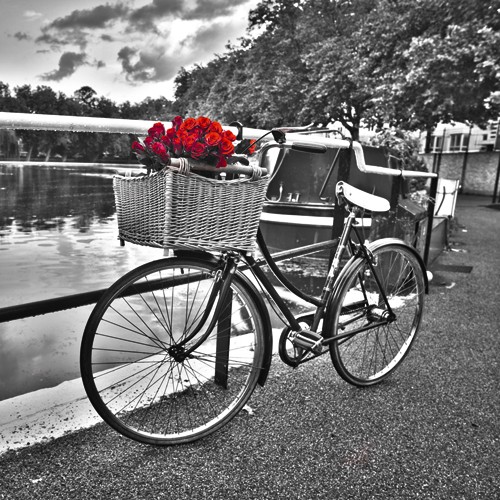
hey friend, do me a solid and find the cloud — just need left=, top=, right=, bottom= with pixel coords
left=183, top=0, right=252, bottom=20
left=36, top=30, right=89, bottom=49
left=13, top=32, right=31, bottom=41
left=183, top=21, right=241, bottom=55
left=118, top=45, right=183, bottom=83
left=126, top=0, right=250, bottom=32
left=117, top=11, right=249, bottom=84
left=47, top=3, right=129, bottom=30
left=40, top=52, right=88, bottom=81
left=23, top=10, right=43, bottom=20
left=36, top=2, right=129, bottom=49
left=32, top=0, right=253, bottom=89
left=127, top=0, right=184, bottom=32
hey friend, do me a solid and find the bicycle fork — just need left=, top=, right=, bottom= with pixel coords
left=168, top=255, right=239, bottom=362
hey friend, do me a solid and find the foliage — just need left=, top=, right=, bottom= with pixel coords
left=0, top=83, right=174, bottom=161
left=368, top=128, right=428, bottom=191
left=171, top=0, right=500, bottom=139
left=368, top=129, right=426, bottom=172
left=1, top=0, right=499, bottom=155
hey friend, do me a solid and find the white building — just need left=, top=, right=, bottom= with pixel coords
left=427, top=120, right=499, bottom=153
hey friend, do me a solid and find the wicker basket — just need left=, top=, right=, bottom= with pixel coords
left=113, top=165, right=270, bottom=253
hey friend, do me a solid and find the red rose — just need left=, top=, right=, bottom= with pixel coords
left=177, top=129, right=189, bottom=142
left=191, top=141, right=207, bottom=159
left=222, top=130, right=237, bottom=142
left=209, top=121, right=223, bottom=134
left=216, top=155, right=227, bottom=168
left=161, top=134, right=171, bottom=147
left=144, top=136, right=154, bottom=147
left=196, top=116, right=211, bottom=130
left=131, top=141, right=145, bottom=152
left=218, top=137, right=235, bottom=156
left=148, top=122, right=165, bottom=138
left=205, top=131, right=222, bottom=147
left=172, top=116, right=183, bottom=130
left=247, top=140, right=257, bottom=155
left=183, top=134, right=198, bottom=152
left=172, top=136, right=183, bottom=155
left=152, top=142, right=170, bottom=162
left=180, top=117, right=197, bottom=131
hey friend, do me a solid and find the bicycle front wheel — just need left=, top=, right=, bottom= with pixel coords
left=327, top=242, right=425, bottom=386
left=80, top=256, right=265, bottom=445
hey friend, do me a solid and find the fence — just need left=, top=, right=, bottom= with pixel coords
left=0, top=111, right=437, bottom=325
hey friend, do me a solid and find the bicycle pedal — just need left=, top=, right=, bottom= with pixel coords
left=292, top=330, right=324, bottom=354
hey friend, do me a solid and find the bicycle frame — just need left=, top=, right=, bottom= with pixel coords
left=244, top=203, right=403, bottom=359
left=247, top=208, right=358, bottom=333
left=173, top=206, right=358, bottom=361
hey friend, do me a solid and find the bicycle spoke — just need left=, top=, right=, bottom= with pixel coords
left=81, top=258, right=264, bottom=445
left=329, top=244, right=424, bottom=385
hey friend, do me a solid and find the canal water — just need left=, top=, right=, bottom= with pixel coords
left=0, top=163, right=328, bottom=402
left=0, top=163, right=163, bottom=401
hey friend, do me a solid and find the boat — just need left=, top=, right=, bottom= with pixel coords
left=259, top=143, right=400, bottom=254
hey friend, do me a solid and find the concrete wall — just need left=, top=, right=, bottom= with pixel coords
left=421, top=151, right=500, bottom=197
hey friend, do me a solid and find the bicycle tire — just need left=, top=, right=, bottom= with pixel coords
left=326, top=241, right=425, bottom=386
left=80, top=256, right=265, bottom=445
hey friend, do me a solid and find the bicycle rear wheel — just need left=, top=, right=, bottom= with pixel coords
left=80, top=256, right=265, bottom=445
left=327, top=242, right=425, bottom=386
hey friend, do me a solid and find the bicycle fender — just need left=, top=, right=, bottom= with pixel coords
left=364, top=238, right=429, bottom=293
left=173, top=252, right=273, bottom=386
left=234, top=270, right=274, bottom=387
left=323, top=238, right=429, bottom=339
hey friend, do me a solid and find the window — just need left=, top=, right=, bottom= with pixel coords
left=449, top=133, right=468, bottom=152
left=431, top=135, right=443, bottom=152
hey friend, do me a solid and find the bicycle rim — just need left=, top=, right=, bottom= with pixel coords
left=329, top=244, right=425, bottom=386
left=80, top=257, right=265, bottom=445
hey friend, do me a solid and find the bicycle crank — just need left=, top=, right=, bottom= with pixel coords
left=292, top=330, right=324, bottom=355
left=278, top=314, right=324, bottom=367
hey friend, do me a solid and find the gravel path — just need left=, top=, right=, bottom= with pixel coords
left=0, top=195, right=499, bottom=500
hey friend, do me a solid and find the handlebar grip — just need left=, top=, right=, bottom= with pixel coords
left=291, top=142, right=327, bottom=154
left=169, top=158, right=267, bottom=177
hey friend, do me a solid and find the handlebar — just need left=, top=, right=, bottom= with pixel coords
left=169, top=157, right=268, bottom=177
left=291, top=142, right=328, bottom=154
left=260, top=130, right=437, bottom=179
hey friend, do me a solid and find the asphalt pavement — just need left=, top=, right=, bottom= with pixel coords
left=0, top=194, right=499, bottom=500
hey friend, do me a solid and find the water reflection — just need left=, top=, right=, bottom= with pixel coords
left=0, top=164, right=116, bottom=232
left=0, top=164, right=328, bottom=401
left=0, top=164, right=162, bottom=401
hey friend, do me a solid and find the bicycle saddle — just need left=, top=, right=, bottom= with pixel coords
left=336, top=181, right=390, bottom=213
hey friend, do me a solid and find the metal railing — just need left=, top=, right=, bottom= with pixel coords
left=0, top=112, right=438, bottom=324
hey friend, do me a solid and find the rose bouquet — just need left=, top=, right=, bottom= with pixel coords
left=131, top=116, right=256, bottom=174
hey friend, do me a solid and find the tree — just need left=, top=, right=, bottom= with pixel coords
left=171, top=0, right=500, bottom=140
left=382, top=0, right=500, bottom=143
left=13, top=85, right=63, bottom=160
left=74, top=86, right=99, bottom=111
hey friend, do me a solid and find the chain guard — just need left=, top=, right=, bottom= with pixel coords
left=278, top=313, right=315, bottom=367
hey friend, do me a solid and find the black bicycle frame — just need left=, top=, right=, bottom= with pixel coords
left=245, top=208, right=360, bottom=335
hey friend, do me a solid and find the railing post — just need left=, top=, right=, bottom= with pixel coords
left=423, top=176, right=438, bottom=267
left=492, top=151, right=500, bottom=204
left=329, top=147, right=351, bottom=266
left=331, top=147, right=351, bottom=241
left=215, top=289, right=233, bottom=389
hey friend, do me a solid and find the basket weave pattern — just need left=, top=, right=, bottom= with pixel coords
left=113, top=167, right=269, bottom=252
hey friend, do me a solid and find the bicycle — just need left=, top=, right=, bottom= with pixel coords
left=80, top=127, right=428, bottom=445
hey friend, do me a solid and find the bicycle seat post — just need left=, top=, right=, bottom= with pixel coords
left=320, top=199, right=357, bottom=298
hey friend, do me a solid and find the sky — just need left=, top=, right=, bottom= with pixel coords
left=0, top=0, right=257, bottom=104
